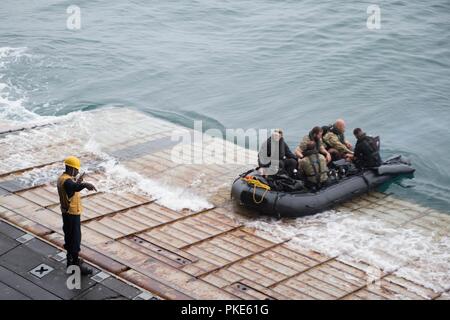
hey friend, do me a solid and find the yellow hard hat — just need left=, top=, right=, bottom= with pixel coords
left=64, top=156, right=81, bottom=170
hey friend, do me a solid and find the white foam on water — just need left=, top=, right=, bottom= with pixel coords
left=244, top=210, right=450, bottom=295
left=81, top=135, right=213, bottom=212
left=0, top=47, right=31, bottom=67
left=0, top=110, right=88, bottom=175
left=0, top=99, right=213, bottom=213
left=94, top=157, right=213, bottom=212
left=0, top=47, right=40, bottom=124
left=0, top=47, right=30, bottom=58
left=18, top=164, right=62, bottom=187
left=0, top=78, right=37, bottom=123
left=0, top=46, right=61, bottom=129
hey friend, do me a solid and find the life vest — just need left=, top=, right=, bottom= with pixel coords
left=57, top=173, right=82, bottom=215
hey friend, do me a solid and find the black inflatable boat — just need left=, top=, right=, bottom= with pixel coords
left=231, top=155, right=415, bottom=218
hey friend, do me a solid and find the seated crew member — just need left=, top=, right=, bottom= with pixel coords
left=258, top=128, right=298, bottom=176
left=323, top=118, right=354, bottom=161
left=353, top=128, right=382, bottom=168
left=295, top=126, right=332, bottom=163
left=298, top=141, right=329, bottom=189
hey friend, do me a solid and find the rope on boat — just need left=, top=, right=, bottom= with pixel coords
left=242, top=176, right=271, bottom=204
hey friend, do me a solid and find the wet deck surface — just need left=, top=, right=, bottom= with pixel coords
left=0, top=107, right=449, bottom=300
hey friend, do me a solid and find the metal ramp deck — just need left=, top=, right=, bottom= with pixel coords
left=1, top=107, right=448, bottom=300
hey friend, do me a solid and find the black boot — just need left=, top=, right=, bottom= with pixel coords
left=76, top=258, right=93, bottom=276
left=66, top=254, right=93, bottom=276
left=66, top=253, right=74, bottom=268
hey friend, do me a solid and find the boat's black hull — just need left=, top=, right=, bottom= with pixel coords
left=231, top=156, right=415, bottom=218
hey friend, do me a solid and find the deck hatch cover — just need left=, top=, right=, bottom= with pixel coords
left=29, top=263, right=54, bottom=278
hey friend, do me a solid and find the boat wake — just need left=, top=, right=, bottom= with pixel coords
left=243, top=210, right=450, bottom=294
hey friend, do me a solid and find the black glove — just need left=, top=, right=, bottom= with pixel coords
left=82, top=182, right=97, bottom=192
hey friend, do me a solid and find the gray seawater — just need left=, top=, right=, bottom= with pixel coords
left=1, top=1, right=449, bottom=212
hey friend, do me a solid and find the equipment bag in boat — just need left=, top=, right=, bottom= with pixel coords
left=265, top=173, right=305, bottom=192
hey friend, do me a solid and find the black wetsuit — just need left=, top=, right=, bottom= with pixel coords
left=354, top=134, right=382, bottom=168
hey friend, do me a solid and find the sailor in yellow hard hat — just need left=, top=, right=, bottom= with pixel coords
left=57, top=156, right=97, bottom=275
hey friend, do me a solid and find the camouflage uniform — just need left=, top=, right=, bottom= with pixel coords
left=323, top=130, right=352, bottom=154
left=298, top=134, right=324, bottom=152
left=299, top=151, right=329, bottom=186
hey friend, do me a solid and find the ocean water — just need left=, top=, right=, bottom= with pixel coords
left=1, top=0, right=449, bottom=212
